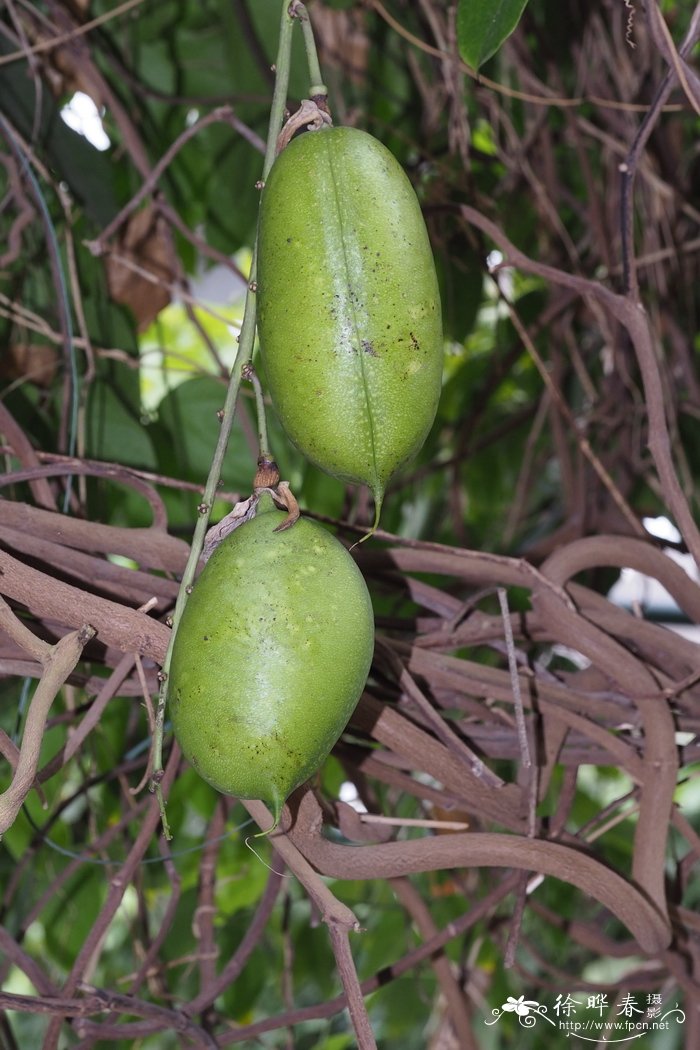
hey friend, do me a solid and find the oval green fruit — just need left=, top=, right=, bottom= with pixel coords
left=257, top=126, right=443, bottom=524
left=168, top=500, right=374, bottom=825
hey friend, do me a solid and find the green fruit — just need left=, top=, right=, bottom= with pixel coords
left=168, top=498, right=374, bottom=825
left=257, top=126, right=443, bottom=525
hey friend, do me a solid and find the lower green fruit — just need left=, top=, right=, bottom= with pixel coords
left=168, top=500, right=374, bottom=825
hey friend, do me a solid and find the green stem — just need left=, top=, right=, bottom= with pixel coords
left=150, top=0, right=297, bottom=830
left=242, top=363, right=271, bottom=458
left=291, top=1, right=327, bottom=96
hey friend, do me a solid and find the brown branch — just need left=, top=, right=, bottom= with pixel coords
left=0, top=610, right=95, bottom=835
left=194, top=800, right=225, bottom=1003
left=0, top=402, right=57, bottom=510
left=69, top=868, right=282, bottom=1043
left=0, top=924, right=56, bottom=996
left=42, top=745, right=182, bottom=1049
left=283, top=789, right=671, bottom=954
left=0, top=0, right=147, bottom=67
left=351, top=693, right=525, bottom=830
left=0, top=500, right=188, bottom=571
left=0, top=116, right=75, bottom=454
left=186, top=867, right=284, bottom=1016
left=238, top=800, right=376, bottom=1046
left=0, top=790, right=152, bottom=974
left=0, top=549, right=170, bottom=662
left=0, top=594, right=50, bottom=662
left=621, top=5, right=700, bottom=295
left=87, top=106, right=261, bottom=254
left=82, top=875, right=515, bottom=1042
left=390, top=877, right=475, bottom=1048
left=1, top=526, right=178, bottom=614
left=0, top=463, right=169, bottom=530
left=0, top=983, right=213, bottom=1050
left=242, top=799, right=360, bottom=932
left=459, top=203, right=700, bottom=570
left=500, top=291, right=646, bottom=540
left=0, top=449, right=242, bottom=504
left=127, top=835, right=183, bottom=998
left=367, top=0, right=628, bottom=111
left=155, top=197, right=250, bottom=282
left=542, top=535, right=700, bottom=621
left=327, top=924, right=377, bottom=1050
left=42, top=652, right=137, bottom=778
left=374, top=636, right=504, bottom=787
left=531, top=585, right=676, bottom=923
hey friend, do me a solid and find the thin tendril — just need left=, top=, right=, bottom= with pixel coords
left=0, top=113, right=78, bottom=509
left=16, top=811, right=256, bottom=867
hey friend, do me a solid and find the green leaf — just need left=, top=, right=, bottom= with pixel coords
left=155, top=375, right=257, bottom=492
left=312, top=1036, right=356, bottom=1050
left=0, top=37, right=118, bottom=227
left=84, top=374, right=157, bottom=472
left=457, top=0, right=530, bottom=69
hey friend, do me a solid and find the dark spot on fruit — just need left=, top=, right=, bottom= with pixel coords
left=361, top=339, right=378, bottom=357
left=410, top=332, right=420, bottom=352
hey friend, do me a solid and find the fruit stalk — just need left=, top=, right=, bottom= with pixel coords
left=241, top=362, right=271, bottom=461
left=289, top=1, right=327, bottom=98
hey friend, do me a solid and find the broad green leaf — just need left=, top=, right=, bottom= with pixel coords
left=457, top=0, right=530, bottom=69
left=84, top=375, right=157, bottom=472
left=155, top=375, right=256, bottom=492
left=312, top=1036, right=356, bottom=1050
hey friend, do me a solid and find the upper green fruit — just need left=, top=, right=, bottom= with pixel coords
left=257, top=126, right=443, bottom=525
left=168, top=498, right=374, bottom=825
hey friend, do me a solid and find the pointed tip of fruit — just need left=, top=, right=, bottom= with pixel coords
left=270, top=792, right=283, bottom=830
left=252, top=814, right=279, bottom=840
left=351, top=489, right=382, bottom=549
left=368, top=486, right=383, bottom=536
left=267, top=789, right=284, bottom=833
